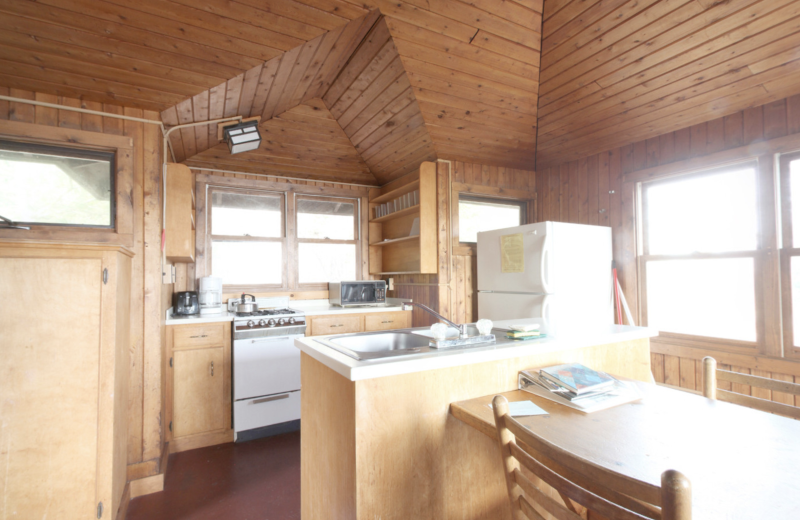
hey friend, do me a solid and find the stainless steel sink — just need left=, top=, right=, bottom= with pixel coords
left=315, top=327, right=507, bottom=361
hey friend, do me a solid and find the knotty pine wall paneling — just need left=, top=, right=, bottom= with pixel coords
left=387, top=160, right=536, bottom=327
left=0, top=89, right=167, bottom=485
left=537, top=94, right=800, bottom=402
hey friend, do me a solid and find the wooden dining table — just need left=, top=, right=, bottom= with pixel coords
left=450, top=382, right=800, bottom=519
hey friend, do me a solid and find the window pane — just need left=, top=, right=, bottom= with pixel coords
left=0, top=144, right=113, bottom=226
left=790, top=159, right=800, bottom=247
left=792, top=257, right=800, bottom=347
left=211, top=191, right=282, bottom=238
left=298, top=243, right=356, bottom=284
left=646, top=258, right=756, bottom=341
left=211, top=241, right=282, bottom=285
left=644, top=166, right=757, bottom=254
left=297, top=198, right=355, bottom=240
left=459, top=198, right=523, bottom=243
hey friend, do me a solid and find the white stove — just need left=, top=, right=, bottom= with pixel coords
left=230, top=297, right=305, bottom=442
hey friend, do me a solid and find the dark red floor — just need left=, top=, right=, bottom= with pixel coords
left=128, top=432, right=300, bottom=520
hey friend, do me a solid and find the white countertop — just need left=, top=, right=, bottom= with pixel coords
left=294, top=318, right=659, bottom=381
left=291, top=298, right=410, bottom=316
left=165, top=298, right=410, bottom=325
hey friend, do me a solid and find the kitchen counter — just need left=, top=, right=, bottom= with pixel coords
left=295, top=318, right=658, bottom=381
left=165, top=297, right=410, bottom=325
left=289, top=298, right=409, bottom=316
left=299, top=319, right=659, bottom=520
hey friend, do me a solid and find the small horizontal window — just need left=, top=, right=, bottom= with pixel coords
left=459, top=196, right=525, bottom=243
left=0, top=140, right=115, bottom=227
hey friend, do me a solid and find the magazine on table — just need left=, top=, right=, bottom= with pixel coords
left=518, top=367, right=642, bottom=414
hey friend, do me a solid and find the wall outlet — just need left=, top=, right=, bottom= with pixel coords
left=387, top=277, right=394, bottom=291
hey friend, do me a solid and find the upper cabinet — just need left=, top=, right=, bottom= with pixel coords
left=368, top=162, right=438, bottom=275
left=166, top=163, right=195, bottom=263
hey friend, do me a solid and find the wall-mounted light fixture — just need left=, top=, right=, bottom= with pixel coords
left=218, top=117, right=262, bottom=154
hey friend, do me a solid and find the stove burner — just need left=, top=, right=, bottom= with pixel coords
left=235, top=308, right=298, bottom=318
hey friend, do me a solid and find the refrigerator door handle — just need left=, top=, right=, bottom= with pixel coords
left=540, top=234, right=552, bottom=294
left=542, top=295, right=552, bottom=324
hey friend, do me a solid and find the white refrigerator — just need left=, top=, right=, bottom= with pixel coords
left=477, top=221, right=613, bottom=329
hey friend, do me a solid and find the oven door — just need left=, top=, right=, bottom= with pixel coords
left=233, top=334, right=301, bottom=401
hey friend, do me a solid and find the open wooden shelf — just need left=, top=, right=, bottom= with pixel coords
left=370, top=204, right=419, bottom=224
left=369, top=235, right=419, bottom=247
left=370, top=179, right=420, bottom=204
left=368, top=163, right=437, bottom=276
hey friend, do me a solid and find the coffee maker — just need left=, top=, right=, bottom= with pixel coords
left=199, top=276, right=223, bottom=315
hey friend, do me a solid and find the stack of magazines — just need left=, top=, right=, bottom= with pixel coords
left=518, top=363, right=642, bottom=414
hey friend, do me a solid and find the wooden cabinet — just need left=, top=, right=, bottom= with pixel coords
left=310, top=314, right=363, bottom=335
left=165, top=163, right=195, bottom=262
left=306, top=310, right=412, bottom=336
left=364, top=311, right=411, bottom=331
left=166, top=322, right=232, bottom=453
left=0, top=241, right=131, bottom=520
left=368, top=162, right=438, bottom=275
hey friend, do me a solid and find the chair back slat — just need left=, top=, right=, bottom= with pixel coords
left=703, top=357, right=800, bottom=421
left=492, top=395, right=691, bottom=520
left=510, top=445, right=653, bottom=520
left=516, top=438, right=662, bottom=520
left=717, top=389, right=800, bottom=420
left=716, top=369, right=800, bottom=396
left=505, top=410, right=661, bottom=505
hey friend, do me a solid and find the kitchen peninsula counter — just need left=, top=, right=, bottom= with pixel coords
left=297, top=320, right=658, bottom=520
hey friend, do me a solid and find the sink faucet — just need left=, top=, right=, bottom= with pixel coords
left=401, top=302, right=469, bottom=338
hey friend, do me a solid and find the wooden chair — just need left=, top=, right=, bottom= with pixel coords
left=702, top=357, right=800, bottom=420
left=492, top=395, right=691, bottom=520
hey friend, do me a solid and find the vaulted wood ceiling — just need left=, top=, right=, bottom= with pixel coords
left=4, top=1, right=800, bottom=181
left=184, top=98, right=375, bottom=184
left=535, top=0, right=800, bottom=168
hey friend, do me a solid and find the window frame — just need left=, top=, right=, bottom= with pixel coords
left=0, top=139, right=116, bottom=229
left=294, top=194, right=360, bottom=289
left=207, top=186, right=288, bottom=291
left=456, top=194, right=527, bottom=245
left=0, top=119, right=134, bottom=247
left=779, top=151, right=800, bottom=360
left=195, top=173, right=368, bottom=296
left=636, top=156, right=780, bottom=356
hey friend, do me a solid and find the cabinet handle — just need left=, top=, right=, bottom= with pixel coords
left=331, top=324, right=343, bottom=328
left=210, top=361, right=214, bottom=376
left=381, top=320, right=393, bottom=324
left=190, top=334, right=208, bottom=339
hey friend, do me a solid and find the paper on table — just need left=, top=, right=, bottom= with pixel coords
left=488, top=400, right=549, bottom=417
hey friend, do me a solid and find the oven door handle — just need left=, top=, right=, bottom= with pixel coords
left=245, top=336, right=293, bottom=344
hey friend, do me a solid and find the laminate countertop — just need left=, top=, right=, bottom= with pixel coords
left=164, top=298, right=410, bottom=325
left=295, top=318, right=659, bottom=381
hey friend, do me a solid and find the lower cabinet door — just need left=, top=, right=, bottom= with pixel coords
left=173, top=346, right=225, bottom=438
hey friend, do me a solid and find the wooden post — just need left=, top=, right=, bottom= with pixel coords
left=702, top=356, right=717, bottom=399
left=661, top=469, right=692, bottom=520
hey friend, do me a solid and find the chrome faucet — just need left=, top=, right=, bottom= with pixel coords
left=401, top=302, right=469, bottom=338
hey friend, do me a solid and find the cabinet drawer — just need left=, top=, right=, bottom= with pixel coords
left=364, top=312, right=409, bottom=331
left=310, top=315, right=363, bottom=336
left=173, top=323, right=225, bottom=349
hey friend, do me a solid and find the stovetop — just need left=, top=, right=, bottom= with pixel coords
left=235, top=308, right=300, bottom=318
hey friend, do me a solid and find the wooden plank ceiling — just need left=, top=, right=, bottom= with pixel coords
left=0, top=0, right=369, bottom=110
left=183, top=98, right=376, bottom=185
left=159, top=1, right=543, bottom=184
left=535, top=0, right=800, bottom=169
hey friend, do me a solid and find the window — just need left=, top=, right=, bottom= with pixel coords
left=201, top=181, right=362, bottom=292
left=640, top=163, right=760, bottom=343
left=209, top=189, right=285, bottom=287
left=296, top=196, right=357, bottom=285
left=780, top=151, right=800, bottom=355
left=458, top=195, right=525, bottom=243
left=0, top=140, right=114, bottom=227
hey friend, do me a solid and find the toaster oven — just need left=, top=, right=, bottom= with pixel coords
left=329, top=281, right=387, bottom=307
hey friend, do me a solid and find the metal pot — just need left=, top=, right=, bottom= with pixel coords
left=236, top=293, right=258, bottom=313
